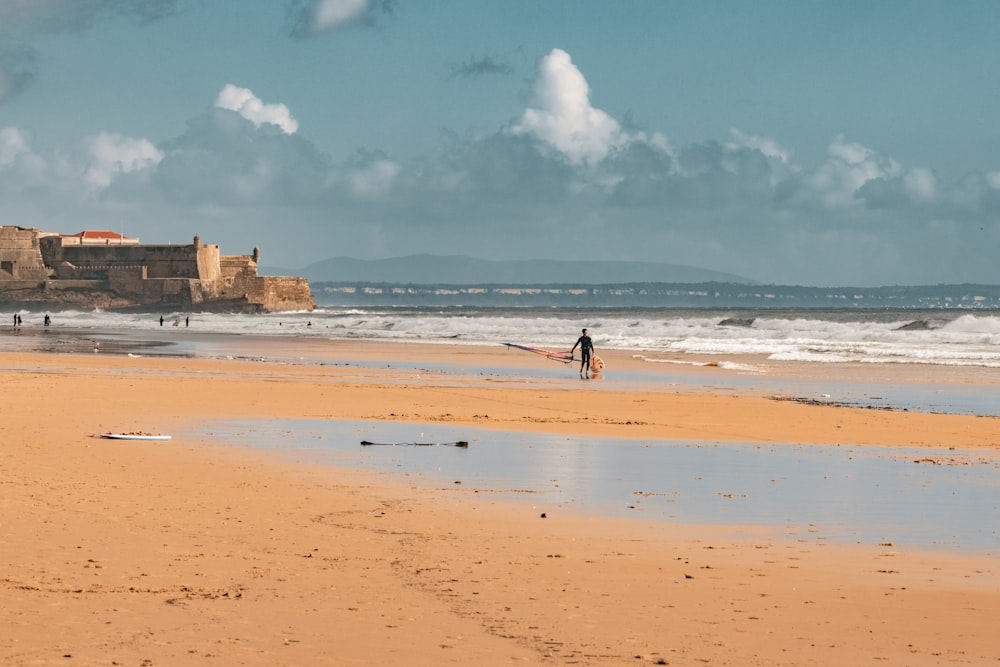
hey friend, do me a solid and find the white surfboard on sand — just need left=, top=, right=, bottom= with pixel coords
left=100, top=433, right=172, bottom=441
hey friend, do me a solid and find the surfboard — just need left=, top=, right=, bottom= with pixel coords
left=590, top=355, right=605, bottom=373
left=100, top=433, right=172, bottom=441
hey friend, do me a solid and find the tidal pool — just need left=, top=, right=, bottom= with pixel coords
left=187, top=419, right=999, bottom=554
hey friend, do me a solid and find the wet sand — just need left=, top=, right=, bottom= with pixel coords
left=2, top=338, right=999, bottom=666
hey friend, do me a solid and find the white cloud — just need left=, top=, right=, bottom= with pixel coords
left=84, top=131, right=163, bottom=189
left=0, top=126, right=31, bottom=167
left=827, top=138, right=873, bottom=166
left=904, top=167, right=936, bottom=202
left=214, top=84, right=299, bottom=135
left=510, top=48, right=628, bottom=166
left=727, top=128, right=791, bottom=164
left=151, top=107, right=332, bottom=206
left=322, top=149, right=401, bottom=200
left=313, top=0, right=370, bottom=31
left=0, top=125, right=47, bottom=187
left=808, top=136, right=901, bottom=207
left=7, top=39, right=1000, bottom=285
left=348, top=159, right=400, bottom=199
left=289, top=0, right=391, bottom=36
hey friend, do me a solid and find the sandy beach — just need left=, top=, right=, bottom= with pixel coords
left=2, top=337, right=999, bottom=666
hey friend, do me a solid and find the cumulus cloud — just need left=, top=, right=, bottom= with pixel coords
left=84, top=131, right=163, bottom=189
left=7, top=38, right=1000, bottom=286
left=903, top=167, right=936, bottom=202
left=0, top=126, right=47, bottom=190
left=214, top=84, right=299, bottom=135
left=773, top=136, right=906, bottom=210
left=510, top=48, right=629, bottom=166
left=759, top=136, right=941, bottom=214
left=153, top=106, right=329, bottom=205
left=820, top=136, right=902, bottom=205
left=0, top=126, right=162, bottom=213
left=726, top=128, right=791, bottom=165
left=0, top=125, right=32, bottom=166
left=338, top=150, right=400, bottom=199
left=287, top=0, right=395, bottom=37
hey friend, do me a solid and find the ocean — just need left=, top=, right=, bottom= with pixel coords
left=7, top=303, right=1000, bottom=368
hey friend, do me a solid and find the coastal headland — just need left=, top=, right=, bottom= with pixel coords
left=2, top=337, right=998, bottom=666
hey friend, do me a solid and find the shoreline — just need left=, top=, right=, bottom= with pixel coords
left=3, top=340, right=1000, bottom=665
left=8, top=322, right=1000, bottom=375
left=5, top=323, right=1000, bottom=414
left=4, top=336, right=1000, bottom=447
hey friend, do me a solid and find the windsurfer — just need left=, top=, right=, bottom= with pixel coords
left=570, top=328, right=594, bottom=378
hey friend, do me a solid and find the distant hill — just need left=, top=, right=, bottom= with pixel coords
left=263, top=254, right=757, bottom=285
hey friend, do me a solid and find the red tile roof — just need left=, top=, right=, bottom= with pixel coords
left=71, top=230, right=131, bottom=240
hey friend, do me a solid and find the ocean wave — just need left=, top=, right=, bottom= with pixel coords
left=7, top=306, right=1000, bottom=368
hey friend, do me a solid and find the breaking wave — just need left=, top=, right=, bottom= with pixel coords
left=7, top=306, right=1000, bottom=368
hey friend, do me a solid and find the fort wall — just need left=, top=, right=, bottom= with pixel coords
left=108, top=266, right=148, bottom=297
left=247, top=276, right=314, bottom=312
left=196, top=244, right=222, bottom=283
left=0, top=226, right=53, bottom=280
left=1, top=226, right=314, bottom=312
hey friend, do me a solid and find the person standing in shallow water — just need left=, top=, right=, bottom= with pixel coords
left=570, top=328, right=594, bottom=379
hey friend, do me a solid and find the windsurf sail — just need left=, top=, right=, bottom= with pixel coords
left=503, top=342, right=575, bottom=364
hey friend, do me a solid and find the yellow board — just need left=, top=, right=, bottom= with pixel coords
left=590, top=355, right=605, bottom=373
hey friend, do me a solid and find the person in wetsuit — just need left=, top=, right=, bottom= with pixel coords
left=571, top=328, right=594, bottom=378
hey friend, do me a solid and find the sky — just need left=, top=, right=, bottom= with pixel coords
left=2, top=1, right=1000, bottom=286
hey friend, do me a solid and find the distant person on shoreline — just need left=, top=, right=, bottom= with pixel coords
left=159, top=315, right=164, bottom=326
left=570, top=328, right=594, bottom=379
left=44, top=314, right=51, bottom=327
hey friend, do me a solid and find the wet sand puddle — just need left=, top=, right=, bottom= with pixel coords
left=188, top=419, right=1000, bottom=554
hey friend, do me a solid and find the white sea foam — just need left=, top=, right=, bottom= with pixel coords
left=9, top=307, right=1000, bottom=368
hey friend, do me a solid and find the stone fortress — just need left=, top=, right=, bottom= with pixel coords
left=0, top=226, right=314, bottom=312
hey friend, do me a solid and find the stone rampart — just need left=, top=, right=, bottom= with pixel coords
left=46, top=244, right=201, bottom=280
left=195, top=245, right=221, bottom=283
left=140, top=278, right=193, bottom=305
left=259, top=276, right=315, bottom=311
left=108, top=266, right=148, bottom=297
left=220, top=255, right=256, bottom=280
left=0, top=226, right=52, bottom=280
left=3, top=227, right=314, bottom=312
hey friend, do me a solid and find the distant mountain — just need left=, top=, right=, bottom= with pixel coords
left=263, top=255, right=757, bottom=285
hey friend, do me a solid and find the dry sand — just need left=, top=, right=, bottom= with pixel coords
left=2, top=340, right=999, bottom=666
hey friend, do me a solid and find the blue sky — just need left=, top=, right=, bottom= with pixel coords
left=2, top=0, right=999, bottom=286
